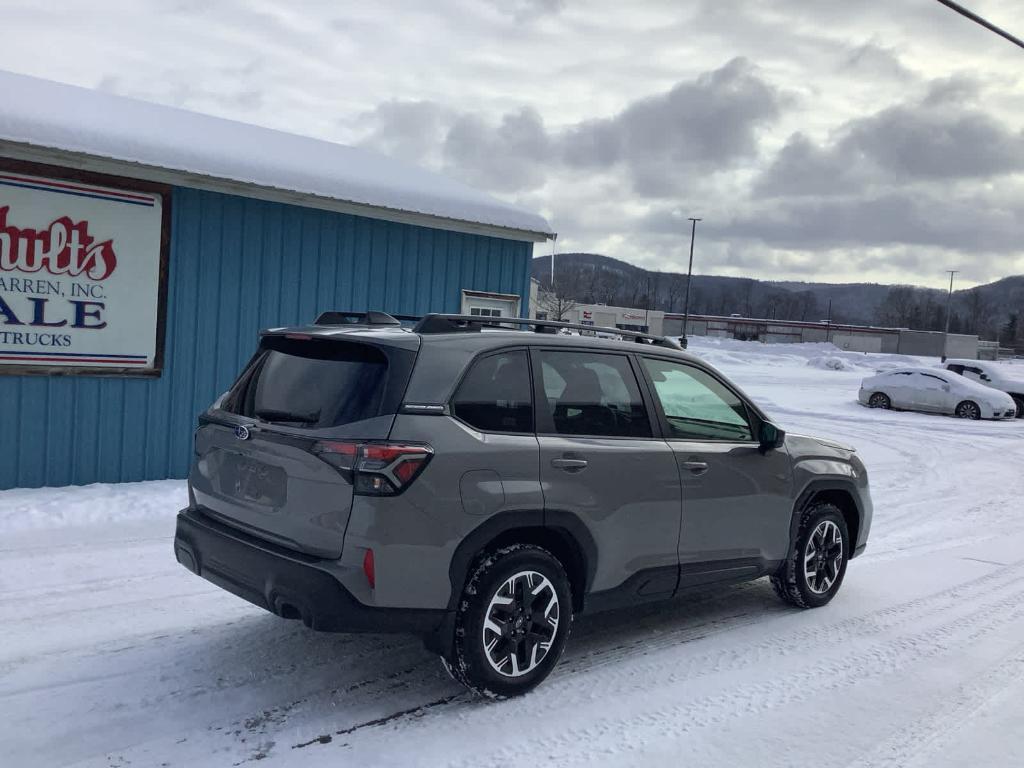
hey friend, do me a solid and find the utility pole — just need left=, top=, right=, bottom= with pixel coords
left=681, top=217, right=701, bottom=348
left=826, top=298, right=833, bottom=344
left=943, top=269, right=958, bottom=361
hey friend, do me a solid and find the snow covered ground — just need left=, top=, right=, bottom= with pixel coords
left=2, top=337, right=1023, bottom=768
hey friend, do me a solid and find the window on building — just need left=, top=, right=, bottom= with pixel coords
left=451, top=350, right=532, bottom=432
left=469, top=307, right=503, bottom=317
left=536, top=350, right=651, bottom=438
left=641, top=357, right=753, bottom=441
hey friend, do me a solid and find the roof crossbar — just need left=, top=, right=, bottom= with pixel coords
left=314, top=311, right=421, bottom=326
left=412, top=314, right=682, bottom=350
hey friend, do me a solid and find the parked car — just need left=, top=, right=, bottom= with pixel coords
left=174, top=312, right=873, bottom=697
left=858, top=367, right=1017, bottom=420
left=943, top=358, right=1024, bottom=418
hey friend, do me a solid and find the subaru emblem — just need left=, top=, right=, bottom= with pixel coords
left=235, top=425, right=251, bottom=440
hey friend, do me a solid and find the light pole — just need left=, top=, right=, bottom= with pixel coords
left=681, top=217, right=701, bottom=348
left=549, top=236, right=557, bottom=292
left=942, top=269, right=958, bottom=361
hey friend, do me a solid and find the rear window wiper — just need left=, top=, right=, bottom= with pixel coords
left=254, top=408, right=320, bottom=425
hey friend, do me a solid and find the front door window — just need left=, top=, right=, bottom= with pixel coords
left=640, top=357, right=753, bottom=441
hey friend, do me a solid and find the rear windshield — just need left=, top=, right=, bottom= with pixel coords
left=223, top=337, right=394, bottom=428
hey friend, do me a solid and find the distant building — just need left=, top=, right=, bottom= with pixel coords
left=540, top=302, right=665, bottom=334
left=664, top=313, right=980, bottom=359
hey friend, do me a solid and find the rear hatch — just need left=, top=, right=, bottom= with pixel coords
left=190, top=331, right=417, bottom=558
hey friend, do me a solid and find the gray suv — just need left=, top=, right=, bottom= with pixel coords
left=174, top=312, right=872, bottom=697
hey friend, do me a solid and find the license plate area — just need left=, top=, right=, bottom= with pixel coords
left=217, top=452, right=287, bottom=507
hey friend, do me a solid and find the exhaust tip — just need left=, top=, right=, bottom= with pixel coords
left=275, top=600, right=302, bottom=621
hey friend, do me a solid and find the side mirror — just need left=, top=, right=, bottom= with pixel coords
left=759, top=422, right=785, bottom=454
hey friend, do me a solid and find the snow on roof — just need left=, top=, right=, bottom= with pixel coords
left=0, top=70, right=553, bottom=239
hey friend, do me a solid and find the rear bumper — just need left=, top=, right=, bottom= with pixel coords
left=174, top=507, right=448, bottom=637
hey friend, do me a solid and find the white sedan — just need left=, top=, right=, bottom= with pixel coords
left=858, top=366, right=1017, bottom=420
left=943, top=358, right=1024, bottom=419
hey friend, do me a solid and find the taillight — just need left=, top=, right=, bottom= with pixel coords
left=312, top=441, right=433, bottom=496
left=312, top=440, right=359, bottom=471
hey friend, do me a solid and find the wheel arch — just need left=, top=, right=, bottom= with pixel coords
left=790, top=480, right=863, bottom=559
left=446, top=510, right=596, bottom=615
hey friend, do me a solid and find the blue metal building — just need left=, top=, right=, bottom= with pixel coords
left=0, top=71, right=552, bottom=489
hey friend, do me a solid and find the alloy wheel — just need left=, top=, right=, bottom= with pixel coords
left=803, top=520, right=844, bottom=595
left=868, top=393, right=890, bottom=409
left=482, top=570, right=560, bottom=677
left=956, top=401, right=980, bottom=420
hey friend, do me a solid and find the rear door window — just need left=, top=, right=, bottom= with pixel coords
left=224, top=337, right=394, bottom=428
left=452, top=350, right=533, bottom=432
left=917, top=373, right=948, bottom=388
left=535, top=350, right=651, bottom=438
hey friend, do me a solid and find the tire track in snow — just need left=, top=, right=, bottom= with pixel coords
left=436, top=576, right=1024, bottom=768
left=236, top=556, right=1024, bottom=757
left=843, top=649, right=1024, bottom=768
left=300, top=559, right=1024, bottom=765
left=556, top=556, right=1024, bottom=687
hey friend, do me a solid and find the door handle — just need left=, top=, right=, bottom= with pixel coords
left=551, top=457, right=588, bottom=471
left=681, top=459, right=709, bottom=475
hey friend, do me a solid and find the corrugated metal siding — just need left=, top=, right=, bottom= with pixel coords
left=1, top=186, right=534, bottom=489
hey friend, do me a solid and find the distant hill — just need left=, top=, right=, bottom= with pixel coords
left=532, top=253, right=1024, bottom=344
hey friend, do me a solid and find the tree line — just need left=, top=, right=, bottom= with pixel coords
left=539, top=257, right=1024, bottom=349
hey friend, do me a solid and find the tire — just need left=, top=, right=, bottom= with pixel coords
left=955, top=400, right=981, bottom=420
left=771, top=503, right=850, bottom=609
left=442, top=544, right=573, bottom=698
left=867, top=392, right=891, bottom=409
left=1012, top=395, right=1024, bottom=419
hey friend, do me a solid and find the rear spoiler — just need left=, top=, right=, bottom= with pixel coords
left=313, top=311, right=421, bottom=327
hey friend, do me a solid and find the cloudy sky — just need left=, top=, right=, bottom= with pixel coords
left=3, top=0, right=1022, bottom=288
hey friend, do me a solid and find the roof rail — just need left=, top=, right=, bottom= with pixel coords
left=412, top=314, right=682, bottom=350
left=314, top=311, right=421, bottom=326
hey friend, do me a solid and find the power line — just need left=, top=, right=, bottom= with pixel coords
left=934, top=0, right=1024, bottom=50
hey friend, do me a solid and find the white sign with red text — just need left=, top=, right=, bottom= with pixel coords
left=0, top=170, right=163, bottom=371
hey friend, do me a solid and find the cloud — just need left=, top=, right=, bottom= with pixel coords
left=753, top=133, right=864, bottom=197
left=4, top=0, right=1023, bottom=288
left=840, top=42, right=913, bottom=80
left=841, top=102, right=1023, bottom=181
left=357, top=100, right=453, bottom=165
left=443, top=107, right=553, bottom=191
left=562, top=57, right=783, bottom=195
left=756, top=84, right=1024, bottom=196
left=483, top=0, right=566, bottom=22
left=693, top=188, right=1024, bottom=254
left=360, top=58, right=785, bottom=197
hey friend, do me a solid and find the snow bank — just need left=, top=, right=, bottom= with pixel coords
left=806, top=355, right=853, bottom=371
left=0, top=479, right=186, bottom=533
left=689, top=336, right=930, bottom=373
left=0, top=70, right=552, bottom=236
